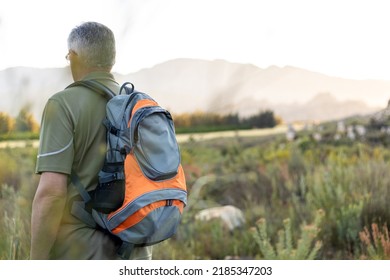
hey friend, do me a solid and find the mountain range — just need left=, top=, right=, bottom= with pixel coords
left=1, top=58, right=390, bottom=123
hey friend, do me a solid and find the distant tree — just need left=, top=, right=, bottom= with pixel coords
left=173, top=113, right=191, bottom=128
left=243, top=110, right=277, bottom=128
left=0, top=112, right=14, bottom=134
left=14, top=105, right=39, bottom=133
left=190, top=111, right=223, bottom=127
left=223, top=113, right=240, bottom=126
left=173, top=110, right=279, bottom=131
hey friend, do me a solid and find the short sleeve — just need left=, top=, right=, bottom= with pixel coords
left=35, top=98, right=75, bottom=175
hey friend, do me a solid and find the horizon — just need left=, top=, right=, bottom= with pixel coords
left=2, top=57, right=390, bottom=83
left=1, top=58, right=389, bottom=124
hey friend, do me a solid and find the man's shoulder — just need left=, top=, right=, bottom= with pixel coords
left=48, top=86, right=74, bottom=99
left=49, top=71, right=119, bottom=103
left=49, top=83, right=95, bottom=102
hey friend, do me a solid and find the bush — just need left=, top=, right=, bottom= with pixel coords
left=252, top=210, right=324, bottom=260
left=359, top=223, right=390, bottom=259
left=3, top=128, right=390, bottom=260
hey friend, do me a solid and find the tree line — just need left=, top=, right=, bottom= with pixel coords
left=173, top=110, right=281, bottom=133
left=0, top=106, right=39, bottom=134
left=0, top=106, right=280, bottom=136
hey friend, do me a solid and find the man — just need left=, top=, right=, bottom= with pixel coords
left=31, top=22, right=152, bottom=260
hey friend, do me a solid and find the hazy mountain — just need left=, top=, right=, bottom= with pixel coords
left=0, top=58, right=388, bottom=123
left=274, top=92, right=378, bottom=122
left=0, top=67, right=72, bottom=121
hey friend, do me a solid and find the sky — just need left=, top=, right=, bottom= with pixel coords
left=1, top=0, right=390, bottom=80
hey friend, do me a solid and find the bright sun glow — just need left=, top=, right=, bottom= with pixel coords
left=1, top=0, right=390, bottom=81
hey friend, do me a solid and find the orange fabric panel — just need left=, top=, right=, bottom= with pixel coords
left=111, top=200, right=184, bottom=234
left=107, top=154, right=186, bottom=219
left=127, top=99, right=158, bottom=127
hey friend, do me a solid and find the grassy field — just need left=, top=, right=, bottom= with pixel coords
left=1, top=127, right=390, bottom=259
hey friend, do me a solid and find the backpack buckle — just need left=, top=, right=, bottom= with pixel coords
left=166, top=199, right=173, bottom=206
left=110, top=126, right=119, bottom=136
left=103, top=119, right=120, bottom=136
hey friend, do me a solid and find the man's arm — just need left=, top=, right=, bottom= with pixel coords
left=30, top=172, right=68, bottom=259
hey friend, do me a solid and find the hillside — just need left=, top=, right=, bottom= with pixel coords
left=0, top=59, right=388, bottom=123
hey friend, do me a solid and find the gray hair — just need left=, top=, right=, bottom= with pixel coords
left=67, top=22, right=116, bottom=68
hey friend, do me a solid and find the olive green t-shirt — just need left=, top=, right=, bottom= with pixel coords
left=35, top=71, right=152, bottom=260
left=36, top=72, right=110, bottom=188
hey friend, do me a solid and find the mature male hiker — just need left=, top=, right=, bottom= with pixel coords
left=31, top=22, right=152, bottom=260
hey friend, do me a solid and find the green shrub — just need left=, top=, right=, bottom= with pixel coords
left=252, top=210, right=324, bottom=259
left=3, top=129, right=390, bottom=260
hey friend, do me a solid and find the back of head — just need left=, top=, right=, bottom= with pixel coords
left=67, top=22, right=116, bottom=69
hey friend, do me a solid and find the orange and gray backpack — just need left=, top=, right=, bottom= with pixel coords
left=68, top=80, right=187, bottom=258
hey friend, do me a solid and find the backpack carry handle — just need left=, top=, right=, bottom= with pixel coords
left=119, top=82, right=134, bottom=95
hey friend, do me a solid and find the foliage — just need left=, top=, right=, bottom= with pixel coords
left=174, top=110, right=279, bottom=133
left=0, top=112, right=15, bottom=134
left=0, top=106, right=40, bottom=140
left=14, top=105, right=39, bottom=133
left=252, top=209, right=324, bottom=259
left=0, top=148, right=38, bottom=259
left=1, top=185, right=31, bottom=260
left=242, top=110, right=277, bottom=129
left=359, top=223, right=390, bottom=260
left=2, top=123, right=390, bottom=259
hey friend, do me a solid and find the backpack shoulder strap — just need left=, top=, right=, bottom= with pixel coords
left=66, top=80, right=117, bottom=100
left=70, top=172, right=97, bottom=228
left=70, top=172, right=91, bottom=203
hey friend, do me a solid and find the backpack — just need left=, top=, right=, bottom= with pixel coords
left=68, top=80, right=187, bottom=258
